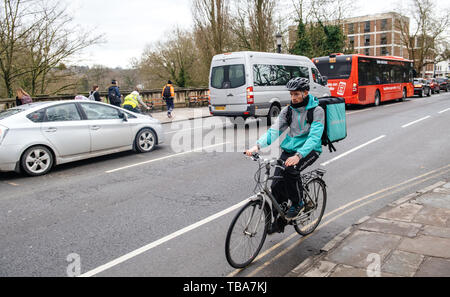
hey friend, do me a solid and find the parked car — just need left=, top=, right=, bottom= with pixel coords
left=426, top=78, right=440, bottom=94
left=413, top=78, right=431, bottom=97
left=0, top=100, right=164, bottom=176
left=436, top=77, right=450, bottom=92
left=209, top=51, right=331, bottom=125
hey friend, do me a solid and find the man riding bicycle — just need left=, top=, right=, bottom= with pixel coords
left=245, top=77, right=325, bottom=234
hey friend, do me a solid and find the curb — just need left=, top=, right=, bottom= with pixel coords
left=158, top=114, right=213, bottom=125
left=287, top=180, right=447, bottom=277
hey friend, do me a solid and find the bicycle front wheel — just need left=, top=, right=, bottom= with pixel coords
left=294, top=178, right=327, bottom=236
left=225, top=200, right=270, bottom=268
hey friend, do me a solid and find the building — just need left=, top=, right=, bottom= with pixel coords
left=435, top=60, right=450, bottom=78
left=341, top=12, right=410, bottom=59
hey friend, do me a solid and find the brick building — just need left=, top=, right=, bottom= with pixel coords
left=341, top=12, right=409, bottom=59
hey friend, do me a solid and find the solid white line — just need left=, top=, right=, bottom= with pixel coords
left=79, top=198, right=249, bottom=277
left=346, top=109, right=372, bottom=115
left=401, top=116, right=431, bottom=128
left=106, top=142, right=230, bottom=173
left=438, top=108, right=450, bottom=114
left=320, top=135, right=386, bottom=167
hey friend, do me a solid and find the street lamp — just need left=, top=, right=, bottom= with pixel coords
left=276, top=33, right=282, bottom=53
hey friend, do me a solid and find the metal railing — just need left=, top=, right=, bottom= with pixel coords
left=0, top=87, right=210, bottom=111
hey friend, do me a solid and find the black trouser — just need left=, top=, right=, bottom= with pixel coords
left=271, top=150, right=320, bottom=210
left=123, top=105, right=141, bottom=113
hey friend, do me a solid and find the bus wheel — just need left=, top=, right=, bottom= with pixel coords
left=399, top=88, right=407, bottom=102
left=374, top=90, right=381, bottom=106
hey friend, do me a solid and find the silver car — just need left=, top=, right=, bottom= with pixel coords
left=0, top=100, right=164, bottom=176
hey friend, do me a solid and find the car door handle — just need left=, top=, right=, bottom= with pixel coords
left=227, top=93, right=234, bottom=97
left=44, top=127, right=57, bottom=133
left=91, top=126, right=101, bottom=131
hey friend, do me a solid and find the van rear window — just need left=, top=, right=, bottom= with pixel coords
left=211, top=64, right=245, bottom=89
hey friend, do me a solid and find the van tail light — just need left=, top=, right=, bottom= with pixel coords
left=352, top=83, right=358, bottom=94
left=247, top=87, right=254, bottom=104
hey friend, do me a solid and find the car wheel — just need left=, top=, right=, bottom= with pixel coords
left=21, top=146, right=54, bottom=176
left=135, top=128, right=157, bottom=153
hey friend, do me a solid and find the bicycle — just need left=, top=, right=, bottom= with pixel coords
left=225, top=153, right=327, bottom=269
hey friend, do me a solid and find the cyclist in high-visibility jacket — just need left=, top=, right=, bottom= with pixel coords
left=122, top=85, right=151, bottom=113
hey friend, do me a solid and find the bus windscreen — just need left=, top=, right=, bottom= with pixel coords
left=315, top=59, right=352, bottom=80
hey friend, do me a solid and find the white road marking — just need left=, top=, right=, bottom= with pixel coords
left=79, top=198, right=249, bottom=277
left=346, top=109, right=372, bottom=115
left=438, top=108, right=450, bottom=114
left=320, top=135, right=386, bottom=167
left=106, top=142, right=230, bottom=173
left=401, top=116, right=431, bottom=128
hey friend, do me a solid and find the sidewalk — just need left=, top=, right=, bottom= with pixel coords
left=147, top=106, right=211, bottom=124
left=286, top=180, right=450, bottom=277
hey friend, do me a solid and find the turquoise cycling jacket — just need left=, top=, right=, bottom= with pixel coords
left=257, top=94, right=325, bottom=158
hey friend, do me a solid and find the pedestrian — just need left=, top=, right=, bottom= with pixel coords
left=16, top=88, right=33, bottom=106
left=89, top=85, right=101, bottom=101
left=108, top=80, right=122, bottom=107
left=122, top=84, right=151, bottom=113
left=162, top=80, right=175, bottom=118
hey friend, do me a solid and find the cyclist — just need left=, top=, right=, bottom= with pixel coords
left=245, top=77, right=325, bottom=234
left=122, top=84, right=151, bottom=113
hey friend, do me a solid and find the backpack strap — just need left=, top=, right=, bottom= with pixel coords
left=306, top=107, right=315, bottom=125
left=286, top=106, right=292, bottom=126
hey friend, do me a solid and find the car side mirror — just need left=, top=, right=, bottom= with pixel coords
left=321, top=76, right=328, bottom=86
left=119, top=111, right=128, bottom=122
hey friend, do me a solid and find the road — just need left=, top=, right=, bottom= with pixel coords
left=0, top=93, right=449, bottom=277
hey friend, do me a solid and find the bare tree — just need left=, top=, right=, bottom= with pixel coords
left=231, top=0, right=277, bottom=52
left=137, top=29, right=202, bottom=89
left=0, top=0, right=103, bottom=97
left=395, top=0, right=450, bottom=76
left=0, top=0, right=42, bottom=97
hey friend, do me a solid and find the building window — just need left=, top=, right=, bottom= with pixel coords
left=364, top=35, right=371, bottom=46
left=364, top=48, right=370, bottom=56
left=381, top=19, right=388, bottom=31
left=381, top=47, right=389, bottom=55
left=348, top=23, right=354, bottom=34
left=364, top=21, right=371, bottom=33
left=381, top=33, right=387, bottom=45
left=349, top=36, right=355, bottom=47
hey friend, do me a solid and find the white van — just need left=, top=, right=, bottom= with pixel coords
left=209, top=51, right=331, bottom=122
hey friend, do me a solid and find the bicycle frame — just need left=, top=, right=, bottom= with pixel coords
left=246, top=156, right=326, bottom=234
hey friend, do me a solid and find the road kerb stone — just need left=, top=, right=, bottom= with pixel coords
left=416, top=181, right=447, bottom=194
left=320, top=227, right=354, bottom=253
left=303, top=261, right=338, bottom=277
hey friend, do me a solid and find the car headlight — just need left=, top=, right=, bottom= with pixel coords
left=0, top=124, right=9, bottom=145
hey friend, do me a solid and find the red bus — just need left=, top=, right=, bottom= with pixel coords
left=313, top=54, right=414, bottom=106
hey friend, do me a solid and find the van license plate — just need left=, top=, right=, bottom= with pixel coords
left=215, top=106, right=225, bottom=111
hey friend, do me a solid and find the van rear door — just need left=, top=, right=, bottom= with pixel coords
left=210, top=59, right=247, bottom=107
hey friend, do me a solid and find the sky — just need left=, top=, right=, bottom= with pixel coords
left=68, top=0, right=448, bottom=69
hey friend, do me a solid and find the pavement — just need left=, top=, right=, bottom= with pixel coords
left=147, top=106, right=211, bottom=124
left=286, top=180, right=450, bottom=277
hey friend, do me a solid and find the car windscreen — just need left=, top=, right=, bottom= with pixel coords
left=0, top=108, right=25, bottom=120
left=211, top=64, right=245, bottom=89
left=315, top=58, right=352, bottom=80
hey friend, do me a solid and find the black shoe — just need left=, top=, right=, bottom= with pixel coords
left=286, top=202, right=305, bottom=219
left=267, top=218, right=286, bottom=235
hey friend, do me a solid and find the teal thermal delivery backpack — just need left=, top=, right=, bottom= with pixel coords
left=287, top=97, right=347, bottom=152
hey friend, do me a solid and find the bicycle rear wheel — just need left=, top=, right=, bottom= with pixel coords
left=225, top=200, right=270, bottom=268
left=294, top=178, right=327, bottom=236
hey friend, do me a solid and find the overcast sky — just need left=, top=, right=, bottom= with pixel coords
left=68, top=0, right=448, bottom=69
